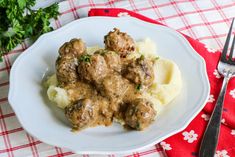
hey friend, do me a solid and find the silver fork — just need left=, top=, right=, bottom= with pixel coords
left=199, top=18, right=235, bottom=157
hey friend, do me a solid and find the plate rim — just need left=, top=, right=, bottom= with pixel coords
left=8, top=16, right=210, bottom=154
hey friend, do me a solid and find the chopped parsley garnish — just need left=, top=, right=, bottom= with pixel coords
left=140, top=54, right=145, bottom=60
left=155, top=56, right=160, bottom=60
left=136, top=84, right=142, bottom=91
left=136, top=122, right=141, bottom=130
left=79, top=54, right=91, bottom=63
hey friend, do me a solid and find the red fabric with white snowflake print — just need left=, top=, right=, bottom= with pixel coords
left=89, top=8, right=235, bottom=157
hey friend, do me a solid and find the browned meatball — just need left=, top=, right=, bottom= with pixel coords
left=123, top=56, right=154, bottom=86
left=125, top=98, right=156, bottom=130
left=104, top=28, right=135, bottom=57
left=95, top=49, right=121, bottom=72
left=56, top=54, right=78, bottom=86
left=99, top=74, right=129, bottom=111
left=77, top=54, right=108, bottom=84
left=65, top=99, right=98, bottom=130
left=59, top=38, right=86, bottom=57
left=56, top=39, right=86, bottom=85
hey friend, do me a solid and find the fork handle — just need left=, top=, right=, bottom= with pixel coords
left=199, top=76, right=229, bottom=157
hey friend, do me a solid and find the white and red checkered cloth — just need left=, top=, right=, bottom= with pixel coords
left=1, top=0, right=235, bottom=157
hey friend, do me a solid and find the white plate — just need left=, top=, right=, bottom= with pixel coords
left=8, top=17, right=210, bottom=154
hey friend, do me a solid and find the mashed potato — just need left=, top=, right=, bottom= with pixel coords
left=87, top=45, right=102, bottom=54
left=45, top=38, right=182, bottom=113
left=136, top=38, right=157, bottom=58
left=136, top=38, right=182, bottom=112
left=148, top=58, right=182, bottom=105
left=44, top=74, right=58, bottom=87
left=46, top=74, right=70, bottom=109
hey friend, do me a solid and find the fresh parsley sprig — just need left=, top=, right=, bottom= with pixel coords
left=0, top=0, right=59, bottom=61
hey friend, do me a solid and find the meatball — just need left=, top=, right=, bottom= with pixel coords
left=77, top=53, right=108, bottom=84
left=104, top=28, right=135, bottom=57
left=56, top=54, right=78, bottom=86
left=123, top=56, right=154, bottom=86
left=59, top=38, right=86, bottom=57
left=65, top=99, right=98, bottom=130
left=99, top=74, right=129, bottom=111
left=125, top=98, right=156, bottom=130
left=95, top=49, right=121, bottom=72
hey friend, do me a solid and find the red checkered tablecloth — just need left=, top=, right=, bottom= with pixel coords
left=1, top=0, right=235, bottom=157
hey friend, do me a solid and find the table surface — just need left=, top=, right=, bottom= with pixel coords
left=1, top=0, right=234, bottom=157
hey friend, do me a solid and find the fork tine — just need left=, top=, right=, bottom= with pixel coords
left=221, top=18, right=234, bottom=60
left=229, top=35, right=235, bottom=61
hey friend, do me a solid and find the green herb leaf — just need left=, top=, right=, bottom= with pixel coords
left=0, top=0, right=59, bottom=61
left=140, top=54, right=145, bottom=60
left=17, top=0, right=26, bottom=9
left=155, top=56, right=160, bottom=60
left=80, top=54, right=91, bottom=63
left=136, top=122, right=141, bottom=130
left=136, top=84, right=142, bottom=91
